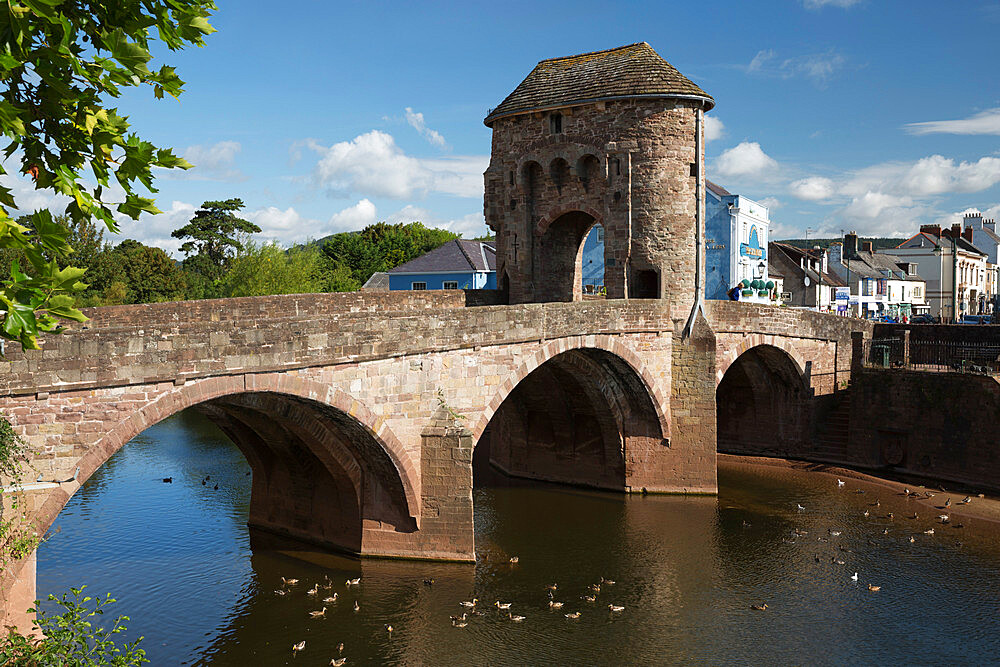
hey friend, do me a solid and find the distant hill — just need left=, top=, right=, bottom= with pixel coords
left=777, top=237, right=906, bottom=251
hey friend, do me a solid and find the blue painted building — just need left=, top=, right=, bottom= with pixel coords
left=387, top=239, right=496, bottom=290
left=704, top=180, right=773, bottom=302
left=581, top=224, right=605, bottom=293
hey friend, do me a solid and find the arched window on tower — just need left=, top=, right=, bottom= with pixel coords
left=549, top=113, right=562, bottom=134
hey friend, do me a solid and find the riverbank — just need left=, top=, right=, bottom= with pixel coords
left=720, top=453, right=1000, bottom=531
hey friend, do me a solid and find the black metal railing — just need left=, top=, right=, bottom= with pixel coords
left=862, top=337, right=1000, bottom=374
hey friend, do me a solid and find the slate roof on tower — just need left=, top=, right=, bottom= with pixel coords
left=484, top=42, right=714, bottom=126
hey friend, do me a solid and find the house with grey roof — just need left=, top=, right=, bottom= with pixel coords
left=828, top=232, right=927, bottom=319
left=768, top=242, right=845, bottom=312
left=387, top=239, right=496, bottom=291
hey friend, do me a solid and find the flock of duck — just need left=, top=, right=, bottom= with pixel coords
left=264, top=475, right=981, bottom=661
left=446, top=571, right=625, bottom=629
left=272, top=566, right=627, bottom=661
left=746, top=477, right=980, bottom=610
left=275, top=574, right=359, bottom=663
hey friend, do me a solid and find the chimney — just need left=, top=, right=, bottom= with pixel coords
left=963, top=225, right=974, bottom=243
left=828, top=241, right=843, bottom=265
left=844, top=231, right=859, bottom=259
left=950, top=223, right=961, bottom=239
left=986, top=218, right=997, bottom=233
left=964, top=211, right=984, bottom=230
left=862, top=241, right=874, bottom=253
left=920, top=224, right=942, bottom=238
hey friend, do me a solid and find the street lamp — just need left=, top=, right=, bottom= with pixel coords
left=756, top=261, right=766, bottom=279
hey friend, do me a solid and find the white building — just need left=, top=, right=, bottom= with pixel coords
left=962, top=212, right=1000, bottom=313
left=704, top=181, right=775, bottom=303
left=883, top=225, right=989, bottom=322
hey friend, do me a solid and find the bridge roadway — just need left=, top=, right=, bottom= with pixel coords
left=0, top=290, right=867, bottom=625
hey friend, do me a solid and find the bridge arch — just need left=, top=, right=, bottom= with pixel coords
left=42, top=374, right=419, bottom=556
left=716, top=343, right=809, bottom=457
left=715, top=334, right=809, bottom=387
left=473, top=335, right=669, bottom=491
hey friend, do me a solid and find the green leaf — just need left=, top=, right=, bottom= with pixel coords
left=117, top=194, right=160, bottom=219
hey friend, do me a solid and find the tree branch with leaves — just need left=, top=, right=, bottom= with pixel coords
left=0, top=0, right=217, bottom=350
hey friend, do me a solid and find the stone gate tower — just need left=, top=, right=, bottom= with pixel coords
left=484, top=42, right=714, bottom=319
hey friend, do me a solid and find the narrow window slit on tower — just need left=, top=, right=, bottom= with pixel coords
left=550, top=113, right=562, bottom=134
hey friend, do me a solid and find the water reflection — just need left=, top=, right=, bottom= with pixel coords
left=37, top=411, right=1000, bottom=665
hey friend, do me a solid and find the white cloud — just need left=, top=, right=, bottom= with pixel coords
left=307, top=131, right=486, bottom=200
left=759, top=196, right=782, bottom=210
left=439, top=212, right=488, bottom=237
left=803, top=0, right=862, bottom=8
left=247, top=199, right=378, bottom=245
left=704, top=116, right=725, bottom=142
left=843, top=155, right=1000, bottom=198
left=329, top=198, right=378, bottom=231
left=744, top=49, right=846, bottom=84
left=905, top=108, right=1000, bottom=136
left=790, top=176, right=836, bottom=201
left=843, top=192, right=913, bottom=219
left=167, top=141, right=245, bottom=181
left=404, top=108, right=448, bottom=148
left=714, top=142, right=779, bottom=178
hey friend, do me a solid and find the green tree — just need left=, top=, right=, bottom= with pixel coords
left=172, top=199, right=261, bottom=283
left=0, top=0, right=216, bottom=350
left=219, top=239, right=321, bottom=297
left=90, top=240, right=186, bottom=304
left=320, top=221, right=460, bottom=289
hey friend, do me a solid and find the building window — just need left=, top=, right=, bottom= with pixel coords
left=443, top=281, right=458, bottom=290
left=411, top=282, right=426, bottom=290
left=549, top=113, right=562, bottom=134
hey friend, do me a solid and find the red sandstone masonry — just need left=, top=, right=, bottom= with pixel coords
left=0, top=295, right=863, bottom=632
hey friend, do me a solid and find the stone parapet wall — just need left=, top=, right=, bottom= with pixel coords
left=706, top=301, right=871, bottom=395
left=0, top=298, right=675, bottom=397
left=78, top=290, right=468, bottom=329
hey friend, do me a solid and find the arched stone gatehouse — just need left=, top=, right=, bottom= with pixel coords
left=483, top=42, right=714, bottom=306
left=716, top=344, right=809, bottom=458
left=473, top=338, right=669, bottom=492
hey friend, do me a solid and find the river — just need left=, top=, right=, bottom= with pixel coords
left=37, top=410, right=1000, bottom=665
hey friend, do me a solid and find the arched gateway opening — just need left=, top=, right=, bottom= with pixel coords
left=475, top=347, right=665, bottom=491
left=536, top=211, right=601, bottom=302
left=716, top=345, right=808, bottom=457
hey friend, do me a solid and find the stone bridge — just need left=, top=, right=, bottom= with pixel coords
left=0, top=290, right=867, bottom=623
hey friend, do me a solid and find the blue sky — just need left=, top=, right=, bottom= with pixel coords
left=10, top=0, right=1000, bottom=253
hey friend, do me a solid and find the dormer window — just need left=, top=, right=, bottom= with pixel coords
left=549, top=113, right=562, bottom=134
